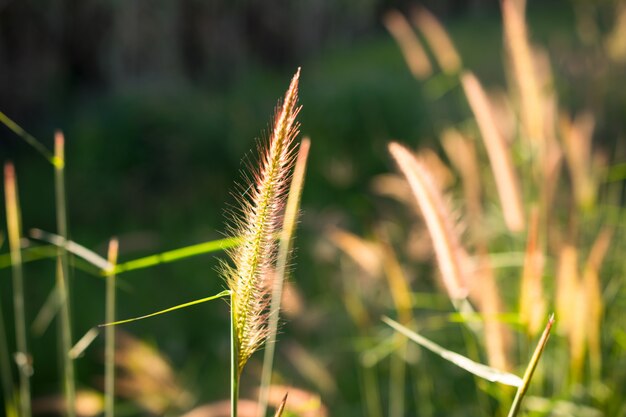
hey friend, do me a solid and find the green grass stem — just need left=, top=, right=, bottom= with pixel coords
left=54, top=131, right=75, bottom=417
left=104, top=239, right=119, bottom=417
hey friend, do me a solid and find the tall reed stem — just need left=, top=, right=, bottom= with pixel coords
left=4, top=163, right=31, bottom=417
left=104, top=239, right=119, bottom=417
left=258, top=138, right=311, bottom=417
left=54, top=132, right=75, bottom=417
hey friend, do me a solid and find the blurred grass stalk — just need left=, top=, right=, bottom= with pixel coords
left=0, top=269, right=16, bottom=417
left=258, top=137, right=311, bottom=417
left=54, top=132, right=76, bottom=417
left=104, top=239, right=119, bottom=417
left=4, top=163, right=32, bottom=417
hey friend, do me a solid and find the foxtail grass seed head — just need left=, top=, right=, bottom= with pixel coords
left=388, top=142, right=470, bottom=301
left=223, top=69, right=301, bottom=374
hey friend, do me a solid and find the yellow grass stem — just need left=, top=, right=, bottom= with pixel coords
left=461, top=72, right=525, bottom=232
left=388, top=142, right=469, bottom=302
left=258, top=138, right=310, bottom=417
left=506, top=314, right=555, bottom=417
left=272, top=393, right=288, bottom=417
left=383, top=10, right=433, bottom=80
left=4, top=162, right=32, bottom=417
left=104, top=238, right=119, bottom=417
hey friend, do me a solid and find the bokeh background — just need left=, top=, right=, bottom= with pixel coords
left=1, top=0, right=625, bottom=416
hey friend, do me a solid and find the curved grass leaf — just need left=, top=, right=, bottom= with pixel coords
left=99, top=290, right=231, bottom=327
left=382, top=316, right=523, bottom=387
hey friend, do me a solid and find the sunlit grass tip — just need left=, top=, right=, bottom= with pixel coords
left=222, top=68, right=302, bottom=374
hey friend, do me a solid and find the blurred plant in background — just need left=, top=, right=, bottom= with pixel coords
left=319, top=0, right=625, bottom=416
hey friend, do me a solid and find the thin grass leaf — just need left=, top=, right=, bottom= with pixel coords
left=30, top=228, right=113, bottom=271
left=0, top=244, right=60, bottom=270
left=506, top=314, right=555, bottom=417
left=382, top=316, right=523, bottom=387
left=111, top=236, right=241, bottom=276
left=99, top=290, right=230, bottom=327
left=0, top=111, right=60, bottom=167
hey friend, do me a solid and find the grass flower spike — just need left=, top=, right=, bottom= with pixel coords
left=224, top=68, right=302, bottom=375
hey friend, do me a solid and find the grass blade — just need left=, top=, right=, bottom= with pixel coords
left=27, top=229, right=240, bottom=276
left=99, top=290, right=230, bottom=327
left=0, top=111, right=60, bottom=167
left=111, top=236, right=241, bottom=276
left=382, top=316, right=523, bottom=387
left=506, top=314, right=555, bottom=417
left=30, top=229, right=112, bottom=271
left=258, top=137, right=310, bottom=417
left=4, top=162, right=32, bottom=417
